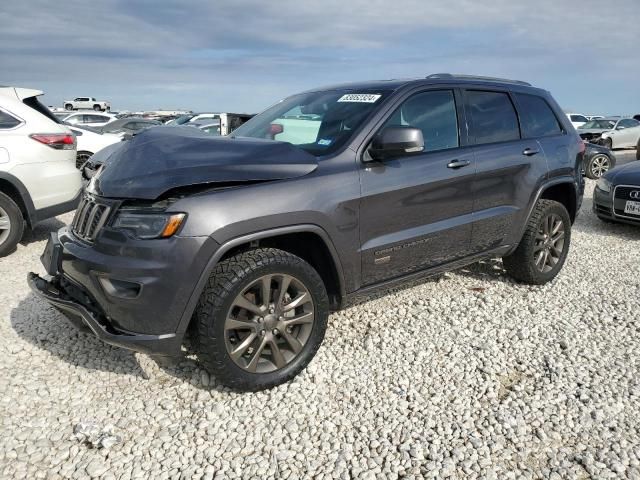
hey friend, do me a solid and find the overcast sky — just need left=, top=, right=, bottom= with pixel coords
left=2, top=0, right=639, bottom=115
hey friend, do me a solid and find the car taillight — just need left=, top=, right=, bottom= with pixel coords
left=30, top=133, right=76, bottom=150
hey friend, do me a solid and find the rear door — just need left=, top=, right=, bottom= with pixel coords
left=463, top=88, right=549, bottom=252
left=358, top=88, right=475, bottom=285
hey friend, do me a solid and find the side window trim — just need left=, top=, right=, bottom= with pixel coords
left=368, top=88, right=463, bottom=157
left=461, top=87, right=522, bottom=146
left=511, top=92, right=566, bottom=139
left=0, top=107, right=25, bottom=131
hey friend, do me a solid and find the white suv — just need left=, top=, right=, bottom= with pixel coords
left=0, top=86, right=82, bottom=256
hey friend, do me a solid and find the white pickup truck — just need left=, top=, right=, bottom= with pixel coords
left=63, top=97, right=111, bottom=112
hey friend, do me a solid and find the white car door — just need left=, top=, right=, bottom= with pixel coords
left=616, top=119, right=640, bottom=147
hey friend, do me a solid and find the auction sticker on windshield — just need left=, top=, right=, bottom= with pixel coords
left=337, top=94, right=381, bottom=103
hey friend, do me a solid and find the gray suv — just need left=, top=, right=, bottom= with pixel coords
left=30, top=74, right=585, bottom=391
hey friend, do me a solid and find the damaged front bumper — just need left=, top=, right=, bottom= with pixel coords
left=28, top=272, right=182, bottom=356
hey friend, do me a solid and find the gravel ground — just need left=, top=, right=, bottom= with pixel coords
left=1, top=180, right=639, bottom=479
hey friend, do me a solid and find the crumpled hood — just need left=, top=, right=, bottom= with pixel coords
left=89, top=127, right=318, bottom=199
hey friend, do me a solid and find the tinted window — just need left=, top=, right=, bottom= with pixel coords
left=619, top=119, right=640, bottom=128
left=87, top=115, right=108, bottom=122
left=66, top=115, right=81, bottom=124
left=0, top=110, right=21, bottom=129
left=467, top=91, right=520, bottom=144
left=570, top=114, right=588, bottom=123
left=23, top=96, right=60, bottom=124
left=381, top=90, right=459, bottom=152
left=514, top=93, right=563, bottom=138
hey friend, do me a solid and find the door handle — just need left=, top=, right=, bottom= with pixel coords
left=447, top=159, right=471, bottom=169
left=522, top=147, right=540, bottom=156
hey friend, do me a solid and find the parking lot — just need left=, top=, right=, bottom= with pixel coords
left=1, top=174, right=638, bottom=479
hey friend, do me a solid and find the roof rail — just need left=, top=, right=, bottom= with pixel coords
left=426, top=73, right=531, bottom=86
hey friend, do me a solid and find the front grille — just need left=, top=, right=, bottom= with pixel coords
left=71, top=195, right=111, bottom=242
left=613, top=184, right=640, bottom=220
left=614, top=185, right=640, bottom=201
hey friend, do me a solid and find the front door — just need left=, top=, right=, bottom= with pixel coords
left=359, top=89, right=475, bottom=286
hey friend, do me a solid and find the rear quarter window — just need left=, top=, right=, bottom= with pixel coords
left=0, top=109, right=22, bottom=129
left=514, top=93, right=563, bottom=138
left=466, top=90, right=520, bottom=145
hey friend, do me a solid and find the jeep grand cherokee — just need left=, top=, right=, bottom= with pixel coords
left=30, top=74, right=585, bottom=391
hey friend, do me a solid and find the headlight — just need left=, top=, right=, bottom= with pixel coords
left=596, top=177, right=612, bottom=193
left=112, top=212, right=186, bottom=239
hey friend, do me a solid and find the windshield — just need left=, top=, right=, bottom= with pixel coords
left=232, top=89, right=391, bottom=155
left=580, top=120, right=616, bottom=129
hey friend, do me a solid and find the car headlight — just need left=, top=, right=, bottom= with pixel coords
left=596, top=177, right=612, bottom=193
left=112, top=211, right=186, bottom=239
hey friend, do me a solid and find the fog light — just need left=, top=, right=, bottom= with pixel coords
left=98, top=277, right=142, bottom=299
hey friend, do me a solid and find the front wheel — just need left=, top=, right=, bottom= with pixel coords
left=502, top=199, right=571, bottom=285
left=602, top=137, right=613, bottom=150
left=93, top=104, right=102, bottom=111
left=64, top=104, right=73, bottom=111
left=192, top=248, right=329, bottom=391
left=585, top=153, right=613, bottom=179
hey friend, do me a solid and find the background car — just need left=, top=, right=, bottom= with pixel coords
left=583, top=142, right=616, bottom=179
left=577, top=118, right=617, bottom=143
left=99, top=117, right=161, bottom=137
left=62, top=111, right=116, bottom=127
left=0, top=86, right=81, bottom=256
left=566, top=113, right=589, bottom=129
left=196, top=122, right=221, bottom=135
left=69, top=126, right=123, bottom=168
left=600, top=118, right=640, bottom=150
left=593, top=162, right=640, bottom=225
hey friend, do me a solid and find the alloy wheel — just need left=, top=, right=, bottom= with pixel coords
left=590, top=154, right=610, bottom=178
left=224, top=273, right=315, bottom=373
left=0, top=206, right=11, bottom=246
left=76, top=152, right=93, bottom=169
left=534, top=214, right=565, bottom=273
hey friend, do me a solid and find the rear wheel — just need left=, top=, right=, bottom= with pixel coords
left=0, top=192, right=24, bottom=257
left=193, top=248, right=329, bottom=391
left=76, top=151, right=93, bottom=169
left=585, top=153, right=612, bottom=179
left=502, top=200, right=571, bottom=285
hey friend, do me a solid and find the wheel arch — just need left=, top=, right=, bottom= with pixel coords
left=507, top=178, right=578, bottom=257
left=0, top=172, right=36, bottom=227
left=176, top=225, right=346, bottom=337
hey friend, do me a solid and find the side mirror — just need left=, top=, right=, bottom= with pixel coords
left=367, top=126, right=424, bottom=161
left=617, top=125, right=626, bottom=130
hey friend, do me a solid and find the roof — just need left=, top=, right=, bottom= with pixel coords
left=301, top=74, right=539, bottom=94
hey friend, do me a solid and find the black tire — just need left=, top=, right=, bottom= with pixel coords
left=93, top=104, right=102, bottom=111
left=603, top=137, right=613, bottom=150
left=502, top=199, right=571, bottom=285
left=76, top=151, right=93, bottom=169
left=193, top=248, right=329, bottom=391
left=636, top=139, right=640, bottom=161
left=585, top=153, right=614, bottom=180
left=0, top=192, right=25, bottom=257
left=64, top=104, right=73, bottom=111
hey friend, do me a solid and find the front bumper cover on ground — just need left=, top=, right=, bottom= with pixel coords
left=28, top=272, right=182, bottom=356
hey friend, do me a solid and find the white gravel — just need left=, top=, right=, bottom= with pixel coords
left=1, top=180, right=639, bottom=479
